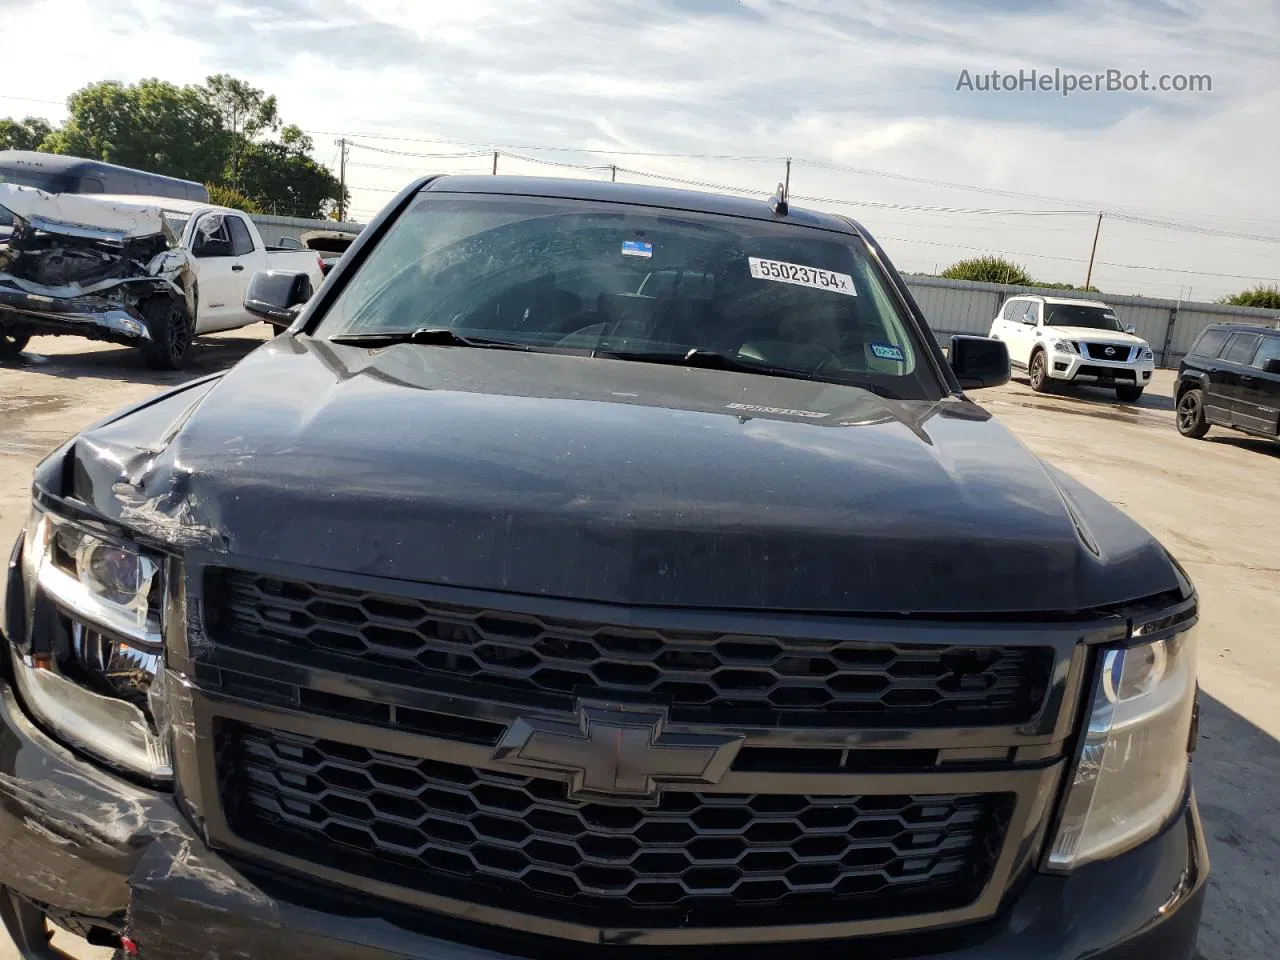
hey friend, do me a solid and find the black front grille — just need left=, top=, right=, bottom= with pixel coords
left=1076, top=364, right=1137, bottom=381
left=219, top=723, right=1011, bottom=928
left=208, top=571, right=1052, bottom=726
left=1082, top=342, right=1132, bottom=362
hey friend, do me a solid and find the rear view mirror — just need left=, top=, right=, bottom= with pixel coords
left=950, top=335, right=1011, bottom=390
left=244, top=270, right=313, bottom=328
left=1263, top=358, right=1280, bottom=375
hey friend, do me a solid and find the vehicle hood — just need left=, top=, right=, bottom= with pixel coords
left=0, top=183, right=179, bottom=242
left=53, top=337, right=1180, bottom=613
left=1049, top=326, right=1148, bottom=346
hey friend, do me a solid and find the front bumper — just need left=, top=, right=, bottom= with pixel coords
left=0, top=285, right=152, bottom=346
left=0, top=673, right=1208, bottom=960
left=1047, top=350, right=1155, bottom=386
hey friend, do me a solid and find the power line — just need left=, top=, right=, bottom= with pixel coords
left=344, top=141, right=492, bottom=160
left=321, top=128, right=1280, bottom=233
left=308, top=129, right=780, bottom=162
left=499, top=151, right=613, bottom=172
left=337, top=147, right=1279, bottom=292
left=879, top=234, right=1280, bottom=283
left=1106, top=211, right=1280, bottom=245
left=0, top=94, right=65, bottom=107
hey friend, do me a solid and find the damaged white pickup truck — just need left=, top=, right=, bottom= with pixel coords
left=0, top=185, right=325, bottom=368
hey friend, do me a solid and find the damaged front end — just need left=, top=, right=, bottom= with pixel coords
left=0, top=185, right=194, bottom=354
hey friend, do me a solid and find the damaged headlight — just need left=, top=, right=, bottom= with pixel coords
left=10, top=508, right=172, bottom=782
left=1045, top=607, right=1197, bottom=870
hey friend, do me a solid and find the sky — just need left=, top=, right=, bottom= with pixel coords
left=2, top=0, right=1278, bottom=302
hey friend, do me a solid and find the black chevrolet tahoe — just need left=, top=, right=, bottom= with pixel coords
left=0, top=177, right=1206, bottom=960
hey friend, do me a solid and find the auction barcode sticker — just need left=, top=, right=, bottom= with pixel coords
left=748, top=257, right=856, bottom=296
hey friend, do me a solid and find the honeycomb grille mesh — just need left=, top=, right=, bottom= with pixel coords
left=220, top=723, right=1011, bottom=927
left=210, top=571, right=1050, bottom=726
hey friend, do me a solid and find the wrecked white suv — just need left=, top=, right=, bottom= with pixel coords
left=0, top=185, right=325, bottom=368
left=988, top=295, right=1155, bottom=402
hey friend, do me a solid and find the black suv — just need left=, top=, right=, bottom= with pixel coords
left=1, top=177, right=1205, bottom=960
left=1175, top=322, right=1280, bottom=440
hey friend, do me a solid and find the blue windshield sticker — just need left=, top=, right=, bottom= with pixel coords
left=870, top=343, right=905, bottom=362
left=622, top=240, right=653, bottom=258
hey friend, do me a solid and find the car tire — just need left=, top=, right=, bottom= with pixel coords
left=1028, top=350, right=1052, bottom=393
left=1176, top=387, right=1210, bottom=438
left=140, top=296, right=194, bottom=370
left=0, top=330, right=30, bottom=359
left=1115, top=384, right=1144, bottom=403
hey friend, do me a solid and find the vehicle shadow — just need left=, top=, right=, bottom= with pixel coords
left=1013, top=375, right=1176, bottom=411
left=1192, top=693, right=1280, bottom=959
left=1203, top=435, right=1280, bottom=458
left=0, top=331, right=270, bottom=388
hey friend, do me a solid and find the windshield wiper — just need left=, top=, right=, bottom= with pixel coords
left=327, top=327, right=531, bottom=350
left=598, top=347, right=900, bottom=398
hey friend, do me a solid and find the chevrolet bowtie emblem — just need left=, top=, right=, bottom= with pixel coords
left=492, top=701, right=743, bottom=804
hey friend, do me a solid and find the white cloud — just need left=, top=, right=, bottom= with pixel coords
left=2, top=0, right=1278, bottom=299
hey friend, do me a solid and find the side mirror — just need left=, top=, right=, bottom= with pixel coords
left=1124, top=323, right=1136, bottom=334
left=244, top=270, right=313, bottom=328
left=950, top=335, right=1011, bottom=390
left=1263, top=357, right=1280, bottom=375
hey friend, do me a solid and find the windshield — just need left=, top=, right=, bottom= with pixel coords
left=1043, top=303, right=1123, bottom=331
left=163, top=212, right=190, bottom=238
left=316, top=192, right=943, bottom=399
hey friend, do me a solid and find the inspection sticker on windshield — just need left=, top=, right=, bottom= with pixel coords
left=871, top=343, right=905, bottom=362
left=622, top=240, right=653, bottom=258
left=748, top=257, right=856, bottom=296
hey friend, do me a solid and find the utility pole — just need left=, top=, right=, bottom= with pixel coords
left=335, top=138, right=348, bottom=222
left=783, top=157, right=791, bottom=201
left=230, top=103, right=240, bottom=191
left=1084, top=212, right=1103, bottom=289
left=610, top=164, right=617, bottom=182
left=492, top=151, right=499, bottom=175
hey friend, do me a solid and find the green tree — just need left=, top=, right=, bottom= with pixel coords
left=0, top=116, right=54, bottom=151
left=19, top=75, right=342, bottom=219
left=200, top=74, right=279, bottom=190
left=1035, top=280, right=1100, bottom=293
left=1220, top=285, right=1280, bottom=309
left=205, top=182, right=261, bottom=214
left=237, top=125, right=347, bottom=219
left=44, top=79, right=229, bottom=184
left=941, top=256, right=1034, bottom=286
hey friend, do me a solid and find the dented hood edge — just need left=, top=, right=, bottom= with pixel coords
left=0, top=183, right=180, bottom=242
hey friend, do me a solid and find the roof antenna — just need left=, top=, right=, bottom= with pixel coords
left=770, top=157, right=791, bottom=216
left=770, top=182, right=788, bottom=216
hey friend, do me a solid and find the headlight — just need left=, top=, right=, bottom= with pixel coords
left=1051, top=339, right=1078, bottom=354
left=10, top=508, right=172, bottom=782
left=1045, top=613, right=1197, bottom=870
left=1138, top=345, right=1154, bottom=360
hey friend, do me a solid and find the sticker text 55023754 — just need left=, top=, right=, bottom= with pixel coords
left=748, top=257, right=856, bottom=296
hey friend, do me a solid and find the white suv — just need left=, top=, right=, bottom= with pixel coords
left=988, top=295, right=1155, bottom=402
